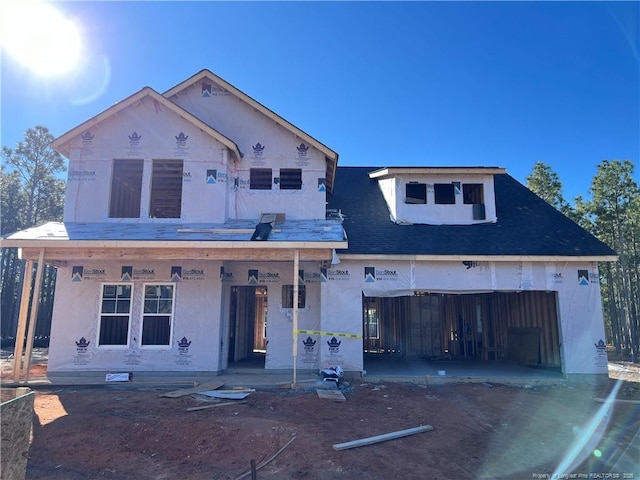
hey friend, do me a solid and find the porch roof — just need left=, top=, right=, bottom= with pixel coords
left=0, top=220, right=347, bottom=264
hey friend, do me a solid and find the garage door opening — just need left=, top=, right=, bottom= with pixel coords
left=363, top=291, right=561, bottom=368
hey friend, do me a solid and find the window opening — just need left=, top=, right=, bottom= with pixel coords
left=434, top=183, right=456, bottom=204
left=99, top=284, right=132, bottom=346
left=365, top=306, right=379, bottom=339
left=279, top=168, right=302, bottom=190
left=250, top=168, right=272, bottom=190
left=109, top=159, right=143, bottom=218
left=405, top=183, right=427, bottom=204
left=463, top=183, right=484, bottom=204
left=282, top=284, right=306, bottom=308
left=150, top=159, right=183, bottom=218
left=142, top=284, right=175, bottom=346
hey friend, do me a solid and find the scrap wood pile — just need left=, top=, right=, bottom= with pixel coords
left=159, top=381, right=253, bottom=411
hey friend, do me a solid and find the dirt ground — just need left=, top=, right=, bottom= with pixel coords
left=2, top=362, right=638, bottom=480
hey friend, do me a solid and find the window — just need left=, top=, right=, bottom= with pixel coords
left=250, top=168, right=272, bottom=190
left=142, top=284, right=175, bottom=346
left=405, top=183, right=427, bottom=204
left=99, top=284, right=132, bottom=346
left=463, top=183, right=484, bottom=204
left=279, top=168, right=302, bottom=190
left=364, top=306, right=379, bottom=339
left=109, top=159, right=143, bottom=218
left=434, top=183, right=455, bottom=204
left=281, top=284, right=306, bottom=308
left=149, top=159, right=183, bottom=218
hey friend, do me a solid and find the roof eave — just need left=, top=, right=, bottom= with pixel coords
left=336, top=253, right=618, bottom=262
left=369, top=167, right=507, bottom=179
left=1, top=239, right=348, bottom=250
left=51, top=87, right=243, bottom=161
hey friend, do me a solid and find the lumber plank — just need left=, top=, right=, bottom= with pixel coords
left=186, top=401, right=248, bottom=412
left=159, top=381, right=224, bottom=398
left=316, top=389, right=346, bottom=402
left=332, top=425, right=434, bottom=451
left=594, top=397, right=640, bottom=405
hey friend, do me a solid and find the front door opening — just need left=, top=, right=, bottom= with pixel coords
left=228, top=286, right=267, bottom=365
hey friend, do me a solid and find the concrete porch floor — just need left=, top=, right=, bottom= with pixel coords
left=362, top=355, right=565, bottom=386
left=2, top=348, right=569, bottom=389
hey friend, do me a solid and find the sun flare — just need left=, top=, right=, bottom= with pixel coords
left=0, top=1, right=82, bottom=77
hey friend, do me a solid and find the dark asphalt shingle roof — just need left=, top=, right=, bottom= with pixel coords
left=327, top=167, right=616, bottom=257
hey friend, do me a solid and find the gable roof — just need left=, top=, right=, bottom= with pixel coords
left=163, top=69, right=339, bottom=192
left=327, top=167, right=617, bottom=260
left=52, top=87, right=242, bottom=160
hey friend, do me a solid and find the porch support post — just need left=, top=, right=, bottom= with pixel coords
left=13, top=259, right=34, bottom=382
left=23, top=248, right=46, bottom=384
left=292, top=249, right=299, bottom=386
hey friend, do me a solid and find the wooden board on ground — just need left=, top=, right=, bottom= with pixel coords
left=594, top=397, right=640, bottom=405
left=316, top=389, right=346, bottom=402
left=332, top=425, right=434, bottom=451
left=199, top=390, right=252, bottom=400
left=186, top=400, right=248, bottom=412
left=159, top=381, right=225, bottom=398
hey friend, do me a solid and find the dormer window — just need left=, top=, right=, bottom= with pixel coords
left=368, top=166, right=502, bottom=225
left=434, top=183, right=455, bottom=204
left=463, top=184, right=484, bottom=204
left=405, top=183, right=427, bottom=204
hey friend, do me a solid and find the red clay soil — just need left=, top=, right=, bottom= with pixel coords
left=11, top=364, right=640, bottom=480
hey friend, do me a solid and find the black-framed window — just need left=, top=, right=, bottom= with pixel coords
left=405, top=183, right=427, bottom=204
left=463, top=183, right=484, bottom=205
left=281, top=285, right=306, bottom=308
left=279, top=168, right=302, bottom=190
left=109, top=159, right=143, bottom=218
left=434, top=183, right=456, bottom=204
left=142, top=284, right=174, bottom=346
left=250, top=168, right=272, bottom=190
left=99, top=284, right=132, bottom=346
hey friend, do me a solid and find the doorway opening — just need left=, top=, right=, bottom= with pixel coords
left=228, top=286, right=267, bottom=366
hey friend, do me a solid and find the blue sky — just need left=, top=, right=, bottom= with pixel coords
left=1, top=1, right=638, bottom=203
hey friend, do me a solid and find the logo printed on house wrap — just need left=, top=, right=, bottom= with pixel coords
left=322, top=268, right=350, bottom=281
left=365, top=266, right=398, bottom=282
left=327, top=337, right=341, bottom=353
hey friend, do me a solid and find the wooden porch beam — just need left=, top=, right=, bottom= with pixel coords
left=13, top=260, right=34, bottom=382
left=19, top=247, right=335, bottom=263
left=23, top=248, right=45, bottom=383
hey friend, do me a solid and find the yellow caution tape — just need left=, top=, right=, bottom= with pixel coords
left=294, top=329, right=362, bottom=339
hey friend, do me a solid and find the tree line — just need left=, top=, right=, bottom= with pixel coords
left=1, top=126, right=638, bottom=362
left=527, top=161, right=639, bottom=362
left=1, top=126, right=65, bottom=344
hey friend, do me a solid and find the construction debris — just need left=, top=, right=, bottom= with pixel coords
left=316, top=389, right=346, bottom=402
left=159, top=381, right=224, bottom=398
left=105, top=373, right=132, bottom=382
left=199, top=390, right=254, bottom=400
left=594, top=397, right=640, bottom=405
left=234, top=436, right=296, bottom=480
left=186, top=401, right=248, bottom=412
left=332, top=425, right=434, bottom=451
